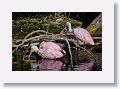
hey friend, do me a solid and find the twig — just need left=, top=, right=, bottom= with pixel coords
left=59, top=27, right=66, bottom=35
left=71, top=46, right=96, bottom=60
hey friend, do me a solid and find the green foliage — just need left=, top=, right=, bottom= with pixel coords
left=49, top=24, right=64, bottom=34
left=12, top=49, right=23, bottom=61
left=12, top=15, right=83, bottom=39
left=70, top=20, right=82, bottom=28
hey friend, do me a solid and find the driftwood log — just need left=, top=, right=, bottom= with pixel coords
left=12, top=34, right=101, bottom=48
left=87, top=13, right=102, bottom=36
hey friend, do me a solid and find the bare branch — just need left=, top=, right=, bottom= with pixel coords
left=14, top=30, right=53, bottom=50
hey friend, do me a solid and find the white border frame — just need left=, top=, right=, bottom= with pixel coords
left=0, top=0, right=114, bottom=83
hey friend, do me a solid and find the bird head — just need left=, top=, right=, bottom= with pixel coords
left=66, top=22, right=71, bottom=28
left=28, top=46, right=39, bottom=60
left=31, top=46, right=38, bottom=52
left=66, top=22, right=72, bottom=32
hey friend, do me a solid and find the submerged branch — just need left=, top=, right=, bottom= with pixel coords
left=65, top=39, right=74, bottom=70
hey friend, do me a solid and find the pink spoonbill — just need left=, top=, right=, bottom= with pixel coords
left=66, top=22, right=94, bottom=46
left=28, top=41, right=66, bottom=61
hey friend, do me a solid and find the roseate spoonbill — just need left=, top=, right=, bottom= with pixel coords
left=28, top=41, right=66, bottom=61
left=66, top=22, right=94, bottom=46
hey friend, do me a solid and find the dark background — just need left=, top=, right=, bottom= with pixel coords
left=12, top=12, right=101, bottom=28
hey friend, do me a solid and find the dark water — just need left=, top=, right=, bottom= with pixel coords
left=12, top=46, right=102, bottom=71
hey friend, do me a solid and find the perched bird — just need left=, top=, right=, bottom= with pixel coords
left=66, top=22, right=94, bottom=45
left=28, top=41, right=66, bottom=60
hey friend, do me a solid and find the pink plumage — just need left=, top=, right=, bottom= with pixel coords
left=39, top=41, right=65, bottom=53
left=74, top=27, right=94, bottom=45
left=38, top=41, right=66, bottom=59
left=66, top=22, right=94, bottom=45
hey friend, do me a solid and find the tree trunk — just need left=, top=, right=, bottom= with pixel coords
left=87, top=13, right=102, bottom=36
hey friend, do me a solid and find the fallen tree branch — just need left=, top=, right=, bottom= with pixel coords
left=13, top=33, right=101, bottom=45
left=12, top=34, right=102, bottom=48
left=14, top=30, right=53, bottom=50
left=12, top=35, right=102, bottom=49
left=12, top=37, right=77, bottom=48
